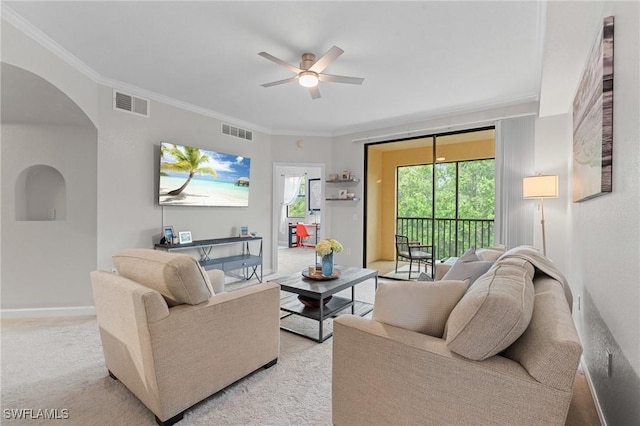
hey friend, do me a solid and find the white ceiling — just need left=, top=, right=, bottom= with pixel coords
left=3, top=1, right=546, bottom=136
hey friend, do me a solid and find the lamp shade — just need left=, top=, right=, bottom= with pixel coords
left=523, top=175, right=559, bottom=199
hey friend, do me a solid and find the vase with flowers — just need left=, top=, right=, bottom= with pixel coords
left=315, top=238, right=343, bottom=276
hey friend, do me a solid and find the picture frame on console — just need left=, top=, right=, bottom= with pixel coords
left=179, top=231, right=193, bottom=244
left=162, top=225, right=174, bottom=244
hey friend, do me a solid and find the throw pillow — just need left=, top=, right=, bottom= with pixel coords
left=445, top=257, right=535, bottom=360
left=459, top=247, right=480, bottom=262
left=442, top=251, right=493, bottom=287
left=476, top=245, right=506, bottom=262
left=113, top=249, right=212, bottom=306
left=372, top=279, right=468, bottom=338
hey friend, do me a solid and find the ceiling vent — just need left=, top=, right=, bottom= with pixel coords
left=222, top=123, right=253, bottom=141
left=113, top=90, right=149, bottom=117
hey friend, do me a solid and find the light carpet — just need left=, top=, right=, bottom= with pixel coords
left=1, top=277, right=379, bottom=426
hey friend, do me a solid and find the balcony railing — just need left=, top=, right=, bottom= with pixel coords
left=397, top=217, right=495, bottom=260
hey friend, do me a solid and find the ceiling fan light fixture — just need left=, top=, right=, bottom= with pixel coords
left=298, top=71, right=319, bottom=88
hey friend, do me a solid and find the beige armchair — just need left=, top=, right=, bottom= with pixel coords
left=91, top=249, right=280, bottom=425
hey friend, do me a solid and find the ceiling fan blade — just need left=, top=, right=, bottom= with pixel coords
left=318, top=73, right=364, bottom=85
left=309, top=86, right=321, bottom=100
left=308, top=45, right=344, bottom=73
left=260, top=76, right=298, bottom=88
left=258, top=52, right=302, bottom=73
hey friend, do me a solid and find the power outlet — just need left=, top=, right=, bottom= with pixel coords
left=110, top=267, right=118, bottom=274
left=577, top=295, right=581, bottom=311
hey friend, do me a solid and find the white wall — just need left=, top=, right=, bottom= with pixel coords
left=533, top=114, right=572, bottom=273
left=96, top=85, right=274, bottom=271
left=1, top=124, right=97, bottom=310
left=537, top=2, right=640, bottom=423
left=1, top=19, right=276, bottom=313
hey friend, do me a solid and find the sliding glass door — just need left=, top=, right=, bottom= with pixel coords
left=365, top=128, right=495, bottom=274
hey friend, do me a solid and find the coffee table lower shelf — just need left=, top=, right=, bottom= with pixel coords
left=280, top=294, right=373, bottom=342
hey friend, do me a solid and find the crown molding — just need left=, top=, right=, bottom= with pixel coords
left=1, top=5, right=273, bottom=135
left=1, top=4, right=101, bottom=81
left=1, top=3, right=543, bottom=140
left=100, top=76, right=272, bottom=135
left=336, top=96, right=539, bottom=139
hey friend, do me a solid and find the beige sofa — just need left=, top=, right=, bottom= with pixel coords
left=91, top=249, right=280, bottom=425
left=332, top=246, right=582, bottom=425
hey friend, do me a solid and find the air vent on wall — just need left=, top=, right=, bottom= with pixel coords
left=113, top=90, right=149, bottom=117
left=222, top=123, right=253, bottom=141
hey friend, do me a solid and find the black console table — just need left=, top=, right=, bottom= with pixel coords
left=155, top=236, right=262, bottom=282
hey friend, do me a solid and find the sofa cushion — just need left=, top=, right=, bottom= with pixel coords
left=442, top=248, right=493, bottom=287
left=372, top=279, right=468, bottom=338
left=476, top=245, right=506, bottom=261
left=445, top=257, right=535, bottom=360
left=113, top=249, right=212, bottom=306
left=504, top=276, right=583, bottom=391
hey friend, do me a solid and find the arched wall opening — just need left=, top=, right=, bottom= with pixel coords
left=15, top=165, right=67, bottom=221
left=1, top=63, right=98, bottom=311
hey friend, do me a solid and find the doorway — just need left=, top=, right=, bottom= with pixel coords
left=271, top=162, right=325, bottom=276
left=364, top=128, right=495, bottom=279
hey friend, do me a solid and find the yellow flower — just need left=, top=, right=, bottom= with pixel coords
left=315, top=238, right=343, bottom=256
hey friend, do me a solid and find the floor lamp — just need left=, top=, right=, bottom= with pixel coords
left=523, top=175, right=559, bottom=256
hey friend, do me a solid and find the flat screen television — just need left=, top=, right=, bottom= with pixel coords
left=159, top=141, right=250, bottom=207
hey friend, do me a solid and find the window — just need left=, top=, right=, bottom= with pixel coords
left=287, top=177, right=306, bottom=218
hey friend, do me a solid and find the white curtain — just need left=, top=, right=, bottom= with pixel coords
left=280, top=176, right=303, bottom=233
left=495, top=116, right=535, bottom=248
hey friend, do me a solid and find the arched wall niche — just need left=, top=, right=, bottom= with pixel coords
left=15, top=165, right=67, bottom=221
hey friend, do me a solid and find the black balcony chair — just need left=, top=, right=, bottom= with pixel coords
left=395, top=234, right=434, bottom=280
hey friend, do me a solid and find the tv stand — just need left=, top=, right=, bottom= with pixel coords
left=155, top=236, right=262, bottom=282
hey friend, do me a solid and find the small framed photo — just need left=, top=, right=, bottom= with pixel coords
left=163, top=225, right=174, bottom=244
left=178, top=231, right=193, bottom=244
left=341, top=170, right=350, bottom=180
left=240, top=226, right=249, bottom=237
left=338, top=189, right=348, bottom=199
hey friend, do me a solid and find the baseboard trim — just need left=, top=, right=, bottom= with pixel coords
left=0, top=306, right=95, bottom=319
left=580, top=357, right=607, bottom=426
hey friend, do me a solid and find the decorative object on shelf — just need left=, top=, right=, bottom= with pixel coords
left=572, top=16, right=614, bottom=202
left=162, top=225, right=174, bottom=244
left=302, top=268, right=341, bottom=281
left=346, top=192, right=355, bottom=199
left=329, top=174, right=339, bottom=181
left=297, top=294, right=333, bottom=308
left=178, top=231, right=193, bottom=244
left=338, top=189, right=348, bottom=199
left=240, top=225, right=249, bottom=237
left=316, top=238, right=343, bottom=276
left=341, top=170, right=350, bottom=180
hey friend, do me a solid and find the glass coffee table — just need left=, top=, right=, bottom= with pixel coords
left=272, top=266, right=378, bottom=343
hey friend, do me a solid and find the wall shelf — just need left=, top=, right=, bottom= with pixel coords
left=326, top=197, right=360, bottom=202
left=326, top=175, right=360, bottom=202
left=326, top=178, right=360, bottom=184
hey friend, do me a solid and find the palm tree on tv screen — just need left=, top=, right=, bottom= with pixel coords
left=161, top=145, right=217, bottom=196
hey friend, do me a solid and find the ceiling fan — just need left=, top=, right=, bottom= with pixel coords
left=258, top=45, right=364, bottom=99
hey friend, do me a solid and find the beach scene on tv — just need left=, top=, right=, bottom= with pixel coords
left=159, top=142, right=250, bottom=207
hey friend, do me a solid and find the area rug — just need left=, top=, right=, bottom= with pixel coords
left=0, top=278, right=380, bottom=426
left=1, top=315, right=334, bottom=425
